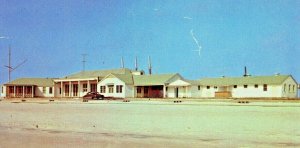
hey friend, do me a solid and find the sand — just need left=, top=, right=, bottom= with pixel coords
left=0, top=100, right=300, bottom=147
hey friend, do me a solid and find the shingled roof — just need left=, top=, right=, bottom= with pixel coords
left=133, top=73, right=181, bottom=86
left=62, top=68, right=132, bottom=79
left=4, top=78, right=54, bottom=87
left=198, top=75, right=292, bottom=86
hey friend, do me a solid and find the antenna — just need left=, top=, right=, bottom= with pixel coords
left=135, top=56, right=138, bottom=71
left=121, top=56, right=124, bottom=68
left=4, top=45, right=27, bottom=82
left=148, top=56, right=152, bottom=75
left=82, top=54, right=87, bottom=72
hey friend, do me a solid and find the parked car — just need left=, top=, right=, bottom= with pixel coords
left=83, top=92, right=104, bottom=100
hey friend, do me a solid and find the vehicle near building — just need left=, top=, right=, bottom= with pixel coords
left=83, top=92, right=104, bottom=100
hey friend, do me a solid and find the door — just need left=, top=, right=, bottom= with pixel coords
left=175, top=87, right=179, bottom=98
left=73, top=84, right=78, bottom=97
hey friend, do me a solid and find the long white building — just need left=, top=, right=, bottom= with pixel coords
left=1, top=68, right=298, bottom=99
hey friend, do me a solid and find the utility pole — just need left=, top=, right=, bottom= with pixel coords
left=4, top=45, right=27, bottom=82
left=82, top=54, right=87, bottom=72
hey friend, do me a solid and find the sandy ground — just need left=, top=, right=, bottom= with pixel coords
left=0, top=100, right=300, bottom=147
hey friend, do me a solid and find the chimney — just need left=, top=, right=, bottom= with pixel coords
left=243, top=66, right=247, bottom=77
left=135, top=56, right=138, bottom=71
left=148, top=56, right=152, bottom=75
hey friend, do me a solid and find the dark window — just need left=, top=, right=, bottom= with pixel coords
left=207, top=86, right=210, bottom=89
left=263, top=84, right=268, bottom=91
left=198, top=85, right=201, bottom=90
left=244, top=85, right=248, bottom=88
left=59, top=88, right=61, bottom=94
left=100, top=86, right=106, bottom=93
left=83, top=84, right=87, bottom=92
left=293, top=85, right=295, bottom=92
left=233, top=85, right=237, bottom=88
left=116, top=85, right=123, bottom=93
left=43, top=87, right=46, bottom=93
left=49, top=87, right=53, bottom=94
left=254, top=84, right=258, bottom=88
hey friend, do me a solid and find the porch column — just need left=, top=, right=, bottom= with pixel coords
left=69, top=81, right=71, bottom=97
left=78, top=81, right=81, bottom=97
left=60, top=82, right=63, bottom=98
left=87, top=80, right=90, bottom=92
left=14, top=86, right=16, bottom=97
left=185, top=86, right=188, bottom=98
left=163, top=85, right=166, bottom=98
left=23, top=86, right=25, bottom=98
left=31, top=86, right=34, bottom=98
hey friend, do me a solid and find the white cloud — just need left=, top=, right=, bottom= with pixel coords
left=183, top=16, right=193, bottom=20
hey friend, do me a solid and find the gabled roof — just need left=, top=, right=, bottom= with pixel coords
left=4, top=78, right=54, bottom=87
left=108, top=73, right=134, bottom=85
left=133, top=73, right=180, bottom=86
left=198, top=75, right=292, bottom=86
left=62, top=68, right=132, bottom=79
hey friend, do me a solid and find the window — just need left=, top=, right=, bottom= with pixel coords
left=207, top=86, right=210, bottom=89
left=198, top=85, right=201, bottom=90
left=43, top=87, right=46, bottom=93
left=263, top=84, right=268, bottom=91
left=100, top=86, right=106, bottom=93
left=244, top=85, right=248, bottom=88
left=59, top=88, right=62, bottom=94
left=108, top=85, right=114, bottom=93
left=49, top=87, right=53, bottom=94
left=83, top=84, right=87, bottom=92
left=293, top=85, right=295, bottom=92
left=254, top=84, right=258, bottom=88
left=116, top=85, right=123, bottom=93
left=289, top=84, right=291, bottom=92
left=233, top=85, right=237, bottom=88
left=1, top=86, right=3, bottom=94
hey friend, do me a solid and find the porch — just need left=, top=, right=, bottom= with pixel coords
left=6, top=85, right=35, bottom=98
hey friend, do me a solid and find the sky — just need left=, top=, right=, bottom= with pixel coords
left=0, top=0, right=300, bottom=84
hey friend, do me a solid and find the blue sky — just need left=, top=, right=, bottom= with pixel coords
left=0, top=0, right=299, bottom=84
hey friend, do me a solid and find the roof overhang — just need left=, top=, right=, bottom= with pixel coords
left=54, top=78, right=98, bottom=82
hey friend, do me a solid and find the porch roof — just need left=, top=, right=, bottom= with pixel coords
left=4, top=78, right=54, bottom=87
left=133, top=73, right=178, bottom=86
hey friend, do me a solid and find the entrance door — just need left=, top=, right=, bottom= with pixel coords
left=175, top=87, right=179, bottom=98
left=73, top=84, right=78, bottom=97
left=144, top=87, right=149, bottom=98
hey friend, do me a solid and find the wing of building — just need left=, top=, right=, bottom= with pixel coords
left=2, top=78, right=55, bottom=98
left=197, top=75, right=298, bottom=98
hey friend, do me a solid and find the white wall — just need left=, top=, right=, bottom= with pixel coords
left=0, top=85, right=5, bottom=98
left=35, top=87, right=54, bottom=97
left=200, top=85, right=217, bottom=98
left=281, top=77, right=298, bottom=98
left=98, top=77, right=127, bottom=98
left=231, top=84, right=282, bottom=98
left=167, top=86, right=193, bottom=98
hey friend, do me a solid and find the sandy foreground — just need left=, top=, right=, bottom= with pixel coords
left=0, top=100, right=300, bottom=147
